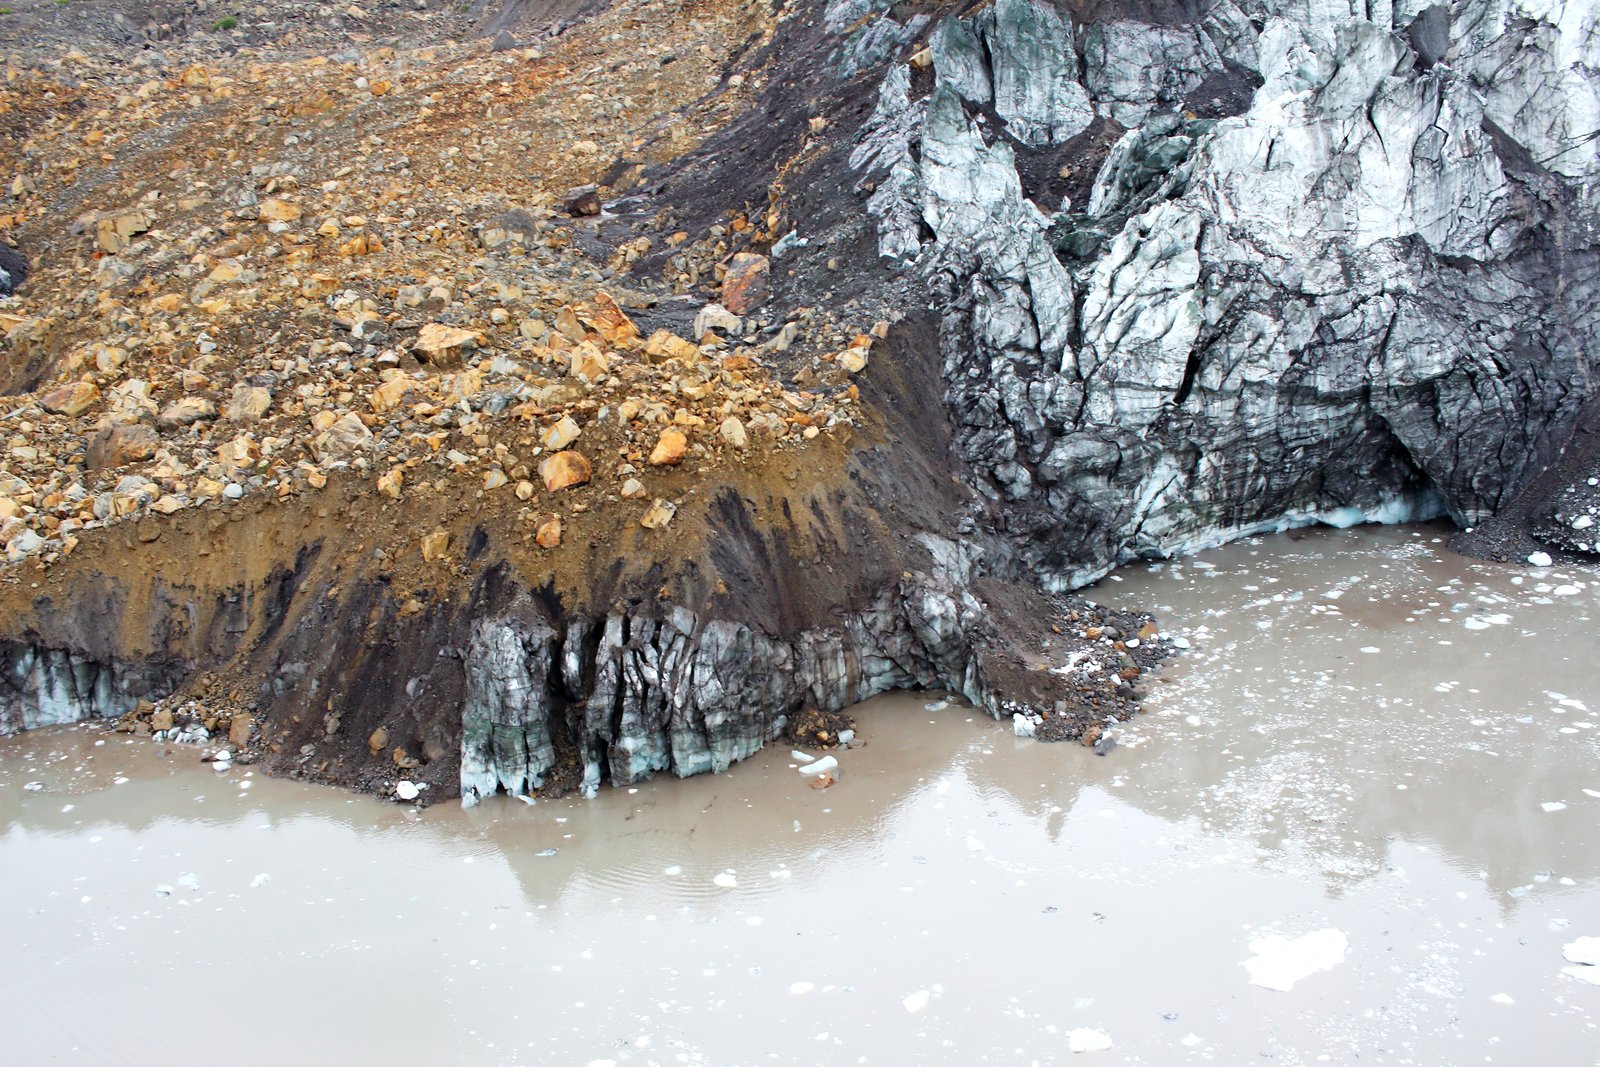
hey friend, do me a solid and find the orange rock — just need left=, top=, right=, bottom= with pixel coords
left=539, top=450, right=592, bottom=491
left=583, top=292, right=640, bottom=344
left=649, top=428, right=687, bottom=466
left=721, top=252, right=770, bottom=314
left=535, top=516, right=562, bottom=548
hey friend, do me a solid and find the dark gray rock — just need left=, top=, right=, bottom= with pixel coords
left=0, top=244, right=25, bottom=298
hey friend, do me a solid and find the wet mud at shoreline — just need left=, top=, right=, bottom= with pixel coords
left=2, top=525, right=1598, bottom=1065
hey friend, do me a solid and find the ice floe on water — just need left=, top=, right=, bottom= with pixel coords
left=1563, top=937, right=1600, bottom=984
left=1242, top=929, right=1349, bottom=991
left=1065, top=1028, right=1113, bottom=1053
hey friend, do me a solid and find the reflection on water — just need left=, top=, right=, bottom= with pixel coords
left=2, top=526, right=1597, bottom=1065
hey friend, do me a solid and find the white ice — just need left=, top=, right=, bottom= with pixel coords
left=1243, top=929, right=1348, bottom=991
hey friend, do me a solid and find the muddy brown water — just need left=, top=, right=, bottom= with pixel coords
left=3, top=525, right=1598, bottom=1065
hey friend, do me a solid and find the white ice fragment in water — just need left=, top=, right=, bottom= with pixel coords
left=1553, top=584, right=1581, bottom=596
left=1528, top=551, right=1554, bottom=568
left=154, top=884, right=173, bottom=897
left=797, top=756, right=838, bottom=779
left=1490, top=992, right=1514, bottom=1005
left=1541, top=802, right=1567, bottom=813
left=1359, top=646, right=1380, bottom=654
left=177, top=873, right=200, bottom=891
left=1169, top=635, right=1191, bottom=649
left=1584, top=789, right=1600, bottom=799
left=902, top=989, right=930, bottom=1013
left=713, top=871, right=738, bottom=888
left=1180, top=1033, right=1204, bottom=1047
left=662, top=865, right=683, bottom=876
left=790, top=982, right=815, bottom=994
left=23, top=781, right=43, bottom=792
left=837, top=729, right=854, bottom=746
left=1464, top=613, right=1510, bottom=630
left=1012, top=714, right=1037, bottom=738
left=791, top=750, right=814, bottom=763
left=1065, top=1028, right=1114, bottom=1053
left=965, top=835, right=985, bottom=852
left=1243, top=929, right=1348, bottom=991
left=395, top=781, right=420, bottom=801
left=924, top=700, right=949, bottom=711
left=250, top=873, right=270, bottom=888
left=1563, top=937, right=1600, bottom=967
left=535, top=848, right=558, bottom=858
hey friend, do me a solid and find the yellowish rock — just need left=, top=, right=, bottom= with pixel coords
left=535, top=516, right=562, bottom=548
left=649, top=428, right=687, bottom=466
left=643, top=329, right=701, bottom=363
left=420, top=529, right=450, bottom=561
left=542, top=415, right=582, bottom=450
left=39, top=381, right=99, bottom=417
left=640, top=498, right=677, bottom=529
left=414, top=323, right=481, bottom=368
left=483, top=469, right=509, bottom=491
left=719, top=416, right=748, bottom=449
left=569, top=342, right=611, bottom=384
left=258, top=198, right=303, bottom=223
left=539, top=450, right=592, bottom=492
left=95, top=208, right=154, bottom=253
left=378, top=467, right=404, bottom=499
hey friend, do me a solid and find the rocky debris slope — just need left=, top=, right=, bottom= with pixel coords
left=847, top=0, right=1599, bottom=586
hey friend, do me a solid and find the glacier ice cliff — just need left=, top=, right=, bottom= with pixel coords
left=852, top=0, right=1599, bottom=587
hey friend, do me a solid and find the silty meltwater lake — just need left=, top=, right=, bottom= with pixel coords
left=2, top=525, right=1597, bottom=1064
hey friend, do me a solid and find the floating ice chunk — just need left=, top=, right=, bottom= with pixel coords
left=1243, top=929, right=1348, bottom=991
left=797, top=756, right=838, bottom=779
left=902, top=989, right=930, bottom=1013
left=513, top=794, right=536, bottom=805
left=250, top=873, right=270, bottom=888
left=662, top=865, right=683, bottom=876
left=790, top=982, right=815, bottom=994
left=395, top=781, right=420, bottom=801
left=837, top=730, right=855, bottom=746
left=1066, top=1028, right=1113, bottom=1053
left=23, top=781, right=42, bottom=792
left=1180, top=1033, right=1204, bottom=1047
left=1584, top=789, right=1600, bottom=799
left=154, top=884, right=173, bottom=897
left=1528, top=552, right=1554, bottom=568
left=1012, top=714, right=1037, bottom=738
left=1562, top=965, right=1600, bottom=985
left=1490, top=992, right=1514, bottom=1005
left=1553, top=584, right=1581, bottom=596
left=176, top=873, right=200, bottom=891
left=1464, top=614, right=1510, bottom=630
left=965, top=836, right=985, bottom=852
left=1169, top=636, right=1191, bottom=649
left=791, top=750, right=814, bottom=763
left=1563, top=937, right=1600, bottom=966
left=1541, top=802, right=1567, bottom=813
left=713, top=871, right=738, bottom=888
